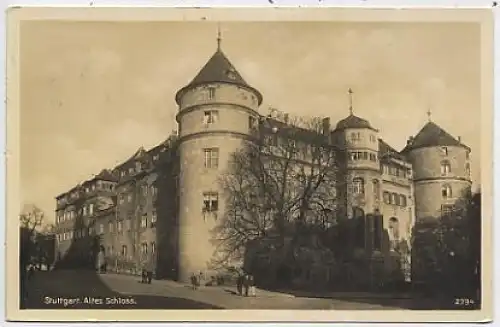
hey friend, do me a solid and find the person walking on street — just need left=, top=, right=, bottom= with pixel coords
left=249, top=274, right=256, bottom=297
left=236, top=274, right=243, bottom=296
left=96, top=246, right=105, bottom=274
left=144, top=253, right=155, bottom=284
left=243, top=274, right=250, bottom=297
left=191, top=273, right=199, bottom=290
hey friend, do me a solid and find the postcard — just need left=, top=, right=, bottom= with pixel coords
left=5, top=6, right=493, bottom=322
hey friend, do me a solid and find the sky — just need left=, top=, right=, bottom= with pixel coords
left=19, top=21, right=482, bottom=224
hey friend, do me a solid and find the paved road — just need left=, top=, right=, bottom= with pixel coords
left=23, top=270, right=409, bottom=310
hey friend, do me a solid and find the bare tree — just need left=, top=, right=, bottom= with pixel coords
left=212, top=116, right=338, bottom=268
left=20, top=204, right=45, bottom=234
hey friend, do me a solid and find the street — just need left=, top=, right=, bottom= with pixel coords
left=22, top=269, right=415, bottom=310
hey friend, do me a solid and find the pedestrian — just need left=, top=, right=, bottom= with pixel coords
left=145, top=254, right=154, bottom=284
left=199, top=271, right=204, bottom=286
left=249, top=274, right=256, bottom=297
left=191, top=273, right=198, bottom=290
left=236, top=274, right=243, bottom=296
left=243, top=274, right=250, bottom=297
left=96, top=246, right=105, bottom=274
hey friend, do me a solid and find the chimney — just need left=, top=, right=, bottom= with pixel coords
left=284, top=113, right=289, bottom=124
left=458, top=136, right=461, bottom=143
left=407, top=136, right=414, bottom=146
left=322, top=117, right=331, bottom=135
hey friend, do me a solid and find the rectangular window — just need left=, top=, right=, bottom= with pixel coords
left=141, top=215, right=148, bottom=228
left=203, top=148, right=219, bottom=168
left=108, top=222, right=114, bottom=233
left=248, top=116, right=257, bottom=130
left=203, top=110, right=219, bottom=125
left=128, top=167, right=135, bottom=174
left=99, top=224, right=104, bottom=234
left=127, top=194, right=133, bottom=202
left=208, top=87, right=216, bottom=100
left=141, top=242, right=148, bottom=255
left=203, top=192, right=219, bottom=213
left=119, top=195, right=125, bottom=204
left=89, top=203, right=94, bottom=215
left=151, top=241, right=156, bottom=253
left=153, top=154, right=159, bottom=161
left=151, top=211, right=157, bottom=224
left=122, top=245, right=127, bottom=256
left=117, top=221, right=123, bottom=232
left=151, top=186, right=158, bottom=196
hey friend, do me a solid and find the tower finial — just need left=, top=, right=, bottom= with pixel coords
left=217, top=23, right=222, bottom=50
left=348, top=88, right=354, bottom=115
left=427, top=107, right=432, bottom=122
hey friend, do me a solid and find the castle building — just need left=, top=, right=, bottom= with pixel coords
left=54, top=35, right=472, bottom=284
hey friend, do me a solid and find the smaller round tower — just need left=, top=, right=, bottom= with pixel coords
left=403, top=119, right=472, bottom=220
left=332, top=89, right=381, bottom=219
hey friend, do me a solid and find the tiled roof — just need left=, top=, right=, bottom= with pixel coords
left=262, top=117, right=332, bottom=146
left=378, top=139, right=407, bottom=161
left=402, top=121, right=470, bottom=152
left=94, top=169, right=118, bottom=183
left=335, top=114, right=376, bottom=131
left=175, top=49, right=262, bottom=105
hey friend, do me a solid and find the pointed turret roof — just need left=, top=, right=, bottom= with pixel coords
left=175, top=45, right=262, bottom=105
left=402, top=121, right=470, bottom=152
left=190, top=49, right=248, bottom=88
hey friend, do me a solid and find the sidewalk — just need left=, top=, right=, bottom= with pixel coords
left=102, top=272, right=409, bottom=300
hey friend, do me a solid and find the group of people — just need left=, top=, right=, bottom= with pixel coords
left=236, top=273, right=256, bottom=297
left=190, top=271, right=204, bottom=290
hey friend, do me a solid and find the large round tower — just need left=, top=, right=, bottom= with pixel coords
left=332, top=91, right=381, bottom=219
left=402, top=120, right=472, bottom=220
left=174, top=34, right=262, bottom=281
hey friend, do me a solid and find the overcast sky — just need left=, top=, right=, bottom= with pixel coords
left=20, top=21, right=481, bottom=224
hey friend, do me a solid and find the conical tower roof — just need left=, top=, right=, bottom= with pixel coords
left=175, top=39, right=262, bottom=105
left=402, top=121, right=470, bottom=152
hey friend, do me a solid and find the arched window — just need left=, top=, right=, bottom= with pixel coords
left=373, top=180, right=380, bottom=200
left=442, top=184, right=452, bottom=199
left=391, top=193, right=398, bottom=205
left=399, top=194, right=407, bottom=207
left=383, top=191, right=390, bottom=204
left=441, top=160, right=451, bottom=175
left=465, top=163, right=471, bottom=177
left=352, top=178, right=365, bottom=195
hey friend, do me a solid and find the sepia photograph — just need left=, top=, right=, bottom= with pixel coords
left=6, top=7, right=493, bottom=322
